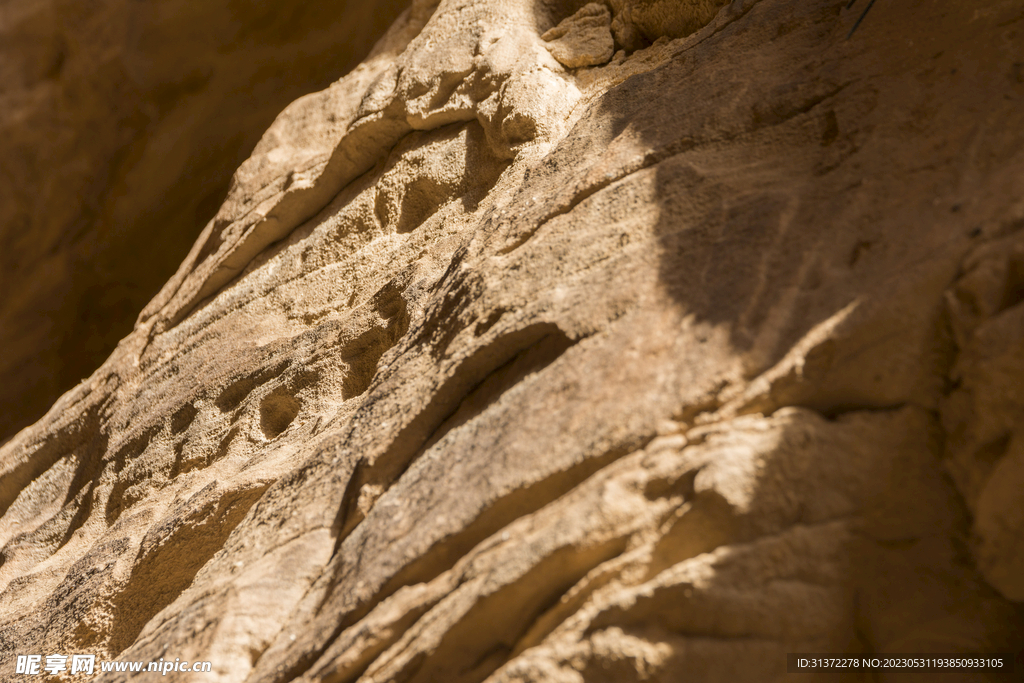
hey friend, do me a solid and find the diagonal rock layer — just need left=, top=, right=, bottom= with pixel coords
left=2, top=0, right=1024, bottom=681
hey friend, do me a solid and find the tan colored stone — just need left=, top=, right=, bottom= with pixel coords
left=0, top=0, right=411, bottom=443
left=2, top=0, right=1024, bottom=682
left=942, top=231, right=1024, bottom=601
left=542, top=4, right=615, bottom=69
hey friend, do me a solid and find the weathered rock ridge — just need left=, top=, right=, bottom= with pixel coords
left=2, top=0, right=1024, bottom=681
left=0, top=0, right=409, bottom=442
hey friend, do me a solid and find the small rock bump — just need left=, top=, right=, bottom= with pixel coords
left=542, top=4, right=615, bottom=69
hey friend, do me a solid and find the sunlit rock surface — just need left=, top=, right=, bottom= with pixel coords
left=2, top=0, right=1023, bottom=681
left=0, top=0, right=409, bottom=442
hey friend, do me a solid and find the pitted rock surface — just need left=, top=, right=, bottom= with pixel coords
left=0, top=0, right=410, bottom=443
left=2, top=0, right=1024, bottom=681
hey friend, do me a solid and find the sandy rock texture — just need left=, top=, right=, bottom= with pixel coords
left=3, top=0, right=1024, bottom=681
left=0, top=0, right=410, bottom=443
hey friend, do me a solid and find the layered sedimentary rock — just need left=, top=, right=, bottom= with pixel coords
left=0, top=0, right=409, bottom=442
left=2, top=0, right=1024, bottom=681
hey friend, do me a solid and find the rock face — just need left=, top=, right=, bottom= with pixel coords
left=0, top=0, right=409, bottom=442
left=2, top=0, right=1024, bottom=681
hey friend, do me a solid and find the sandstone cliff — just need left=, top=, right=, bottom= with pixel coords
left=2, top=0, right=1024, bottom=681
left=0, top=0, right=408, bottom=442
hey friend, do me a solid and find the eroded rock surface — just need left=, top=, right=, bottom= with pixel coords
left=542, top=4, right=615, bottom=68
left=0, top=0, right=410, bottom=442
left=2, top=0, right=1024, bottom=681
